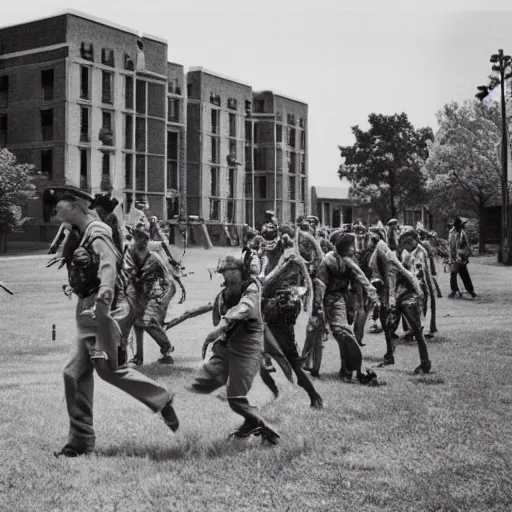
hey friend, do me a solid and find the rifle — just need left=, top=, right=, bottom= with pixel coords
left=160, top=241, right=188, bottom=304
left=164, top=303, right=213, bottom=331
left=0, top=281, right=14, bottom=295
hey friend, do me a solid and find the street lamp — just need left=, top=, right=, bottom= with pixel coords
left=476, top=49, right=512, bottom=264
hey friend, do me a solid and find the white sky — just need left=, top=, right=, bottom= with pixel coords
left=4, top=0, right=512, bottom=187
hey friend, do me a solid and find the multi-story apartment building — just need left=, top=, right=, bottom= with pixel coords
left=0, top=10, right=309, bottom=244
left=250, top=91, right=309, bottom=227
left=186, top=67, right=253, bottom=244
left=0, top=10, right=182, bottom=241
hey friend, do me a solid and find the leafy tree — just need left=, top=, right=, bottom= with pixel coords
left=338, top=113, right=434, bottom=219
left=0, top=149, right=35, bottom=252
left=423, top=100, right=502, bottom=252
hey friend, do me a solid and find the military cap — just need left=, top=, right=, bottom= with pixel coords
left=305, top=215, right=320, bottom=226
left=386, top=218, right=399, bottom=226
left=280, top=223, right=296, bottom=239
left=133, top=223, right=150, bottom=240
left=89, top=192, right=119, bottom=214
left=43, top=185, right=94, bottom=207
left=217, top=255, right=243, bottom=273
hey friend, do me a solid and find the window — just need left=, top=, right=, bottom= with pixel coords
left=211, top=108, right=219, bottom=134
left=288, top=176, right=296, bottom=200
left=125, top=153, right=133, bottom=188
left=187, top=83, right=194, bottom=98
left=300, top=130, right=306, bottom=150
left=136, top=117, right=146, bottom=152
left=101, top=48, right=115, bottom=67
left=227, top=200, right=235, bottom=223
left=245, top=120, right=252, bottom=143
left=290, top=202, right=296, bottom=224
left=276, top=124, right=282, bottom=143
left=124, top=115, right=133, bottom=149
left=245, top=100, right=252, bottom=113
left=0, top=115, right=7, bottom=145
left=210, top=166, right=220, bottom=197
left=276, top=111, right=282, bottom=122
left=102, top=71, right=113, bottom=104
left=41, top=149, right=53, bottom=180
left=287, top=151, right=296, bottom=173
left=41, top=69, right=54, bottom=101
left=80, top=150, right=88, bottom=189
left=40, top=109, right=54, bottom=141
left=210, top=199, right=220, bottom=220
left=229, top=139, right=237, bottom=159
left=228, top=98, right=238, bottom=110
left=300, top=177, right=306, bottom=202
left=125, top=76, right=134, bottom=110
left=167, top=132, right=179, bottom=190
left=80, top=66, right=90, bottom=100
left=299, top=117, right=305, bottom=129
left=80, top=42, right=94, bottom=61
left=258, top=175, right=267, bottom=199
left=210, top=93, right=221, bottom=106
left=229, top=113, right=236, bottom=138
left=287, top=127, right=296, bottom=148
left=136, top=155, right=145, bottom=190
left=168, top=79, right=181, bottom=95
left=124, top=53, right=135, bottom=71
left=254, top=99, right=265, bottom=113
left=102, top=111, right=112, bottom=131
left=287, top=113, right=295, bottom=125
left=323, top=203, right=331, bottom=226
left=245, top=173, right=253, bottom=196
left=80, top=107, right=90, bottom=142
left=300, top=153, right=305, bottom=174
left=228, top=168, right=236, bottom=198
left=211, top=136, right=220, bottom=163
left=0, top=76, right=8, bottom=108
left=168, top=98, right=180, bottom=123
left=136, top=80, right=146, bottom=114
left=101, top=153, right=111, bottom=191
left=99, top=111, right=113, bottom=146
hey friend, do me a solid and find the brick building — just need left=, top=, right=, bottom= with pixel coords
left=250, top=91, right=309, bottom=228
left=0, top=10, right=310, bottom=245
left=186, top=67, right=253, bottom=244
left=0, top=10, right=182, bottom=242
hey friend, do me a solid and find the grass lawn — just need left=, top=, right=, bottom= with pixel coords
left=1, top=250, right=512, bottom=512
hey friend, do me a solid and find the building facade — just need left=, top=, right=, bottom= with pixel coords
left=250, top=91, right=309, bottom=228
left=186, top=68, right=253, bottom=244
left=0, top=11, right=310, bottom=244
left=311, top=186, right=370, bottom=228
left=0, top=11, right=178, bottom=242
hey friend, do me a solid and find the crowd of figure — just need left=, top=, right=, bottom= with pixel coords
left=39, top=185, right=476, bottom=456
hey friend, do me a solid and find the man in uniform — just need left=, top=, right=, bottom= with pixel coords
left=124, top=224, right=176, bottom=366
left=188, top=256, right=279, bottom=443
left=317, top=232, right=379, bottom=384
left=46, top=186, right=178, bottom=458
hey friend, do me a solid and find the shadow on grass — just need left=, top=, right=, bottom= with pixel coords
left=6, top=344, right=68, bottom=357
left=409, top=375, right=445, bottom=385
left=137, top=363, right=196, bottom=379
left=97, top=429, right=315, bottom=463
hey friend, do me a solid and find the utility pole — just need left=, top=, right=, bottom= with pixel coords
left=476, top=49, right=512, bottom=264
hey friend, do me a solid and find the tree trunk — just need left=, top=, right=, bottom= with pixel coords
left=478, top=200, right=486, bottom=254
left=389, top=172, right=397, bottom=219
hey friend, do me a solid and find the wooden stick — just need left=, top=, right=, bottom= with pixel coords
left=164, top=303, right=213, bottom=330
left=0, top=281, right=14, bottom=295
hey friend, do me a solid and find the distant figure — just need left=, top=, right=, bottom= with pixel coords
left=136, top=39, right=146, bottom=71
left=448, top=217, right=476, bottom=298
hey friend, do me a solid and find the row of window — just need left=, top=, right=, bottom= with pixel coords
left=80, top=42, right=139, bottom=72
left=246, top=175, right=307, bottom=201
left=251, top=148, right=306, bottom=174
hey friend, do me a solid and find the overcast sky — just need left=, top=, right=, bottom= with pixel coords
left=4, top=0, right=512, bottom=187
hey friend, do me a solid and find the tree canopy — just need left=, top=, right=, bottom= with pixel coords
left=423, top=100, right=502, bottom=233
left=0, top=148, right=35, bottom=236
left=338, top=112, right=434, bottom=219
